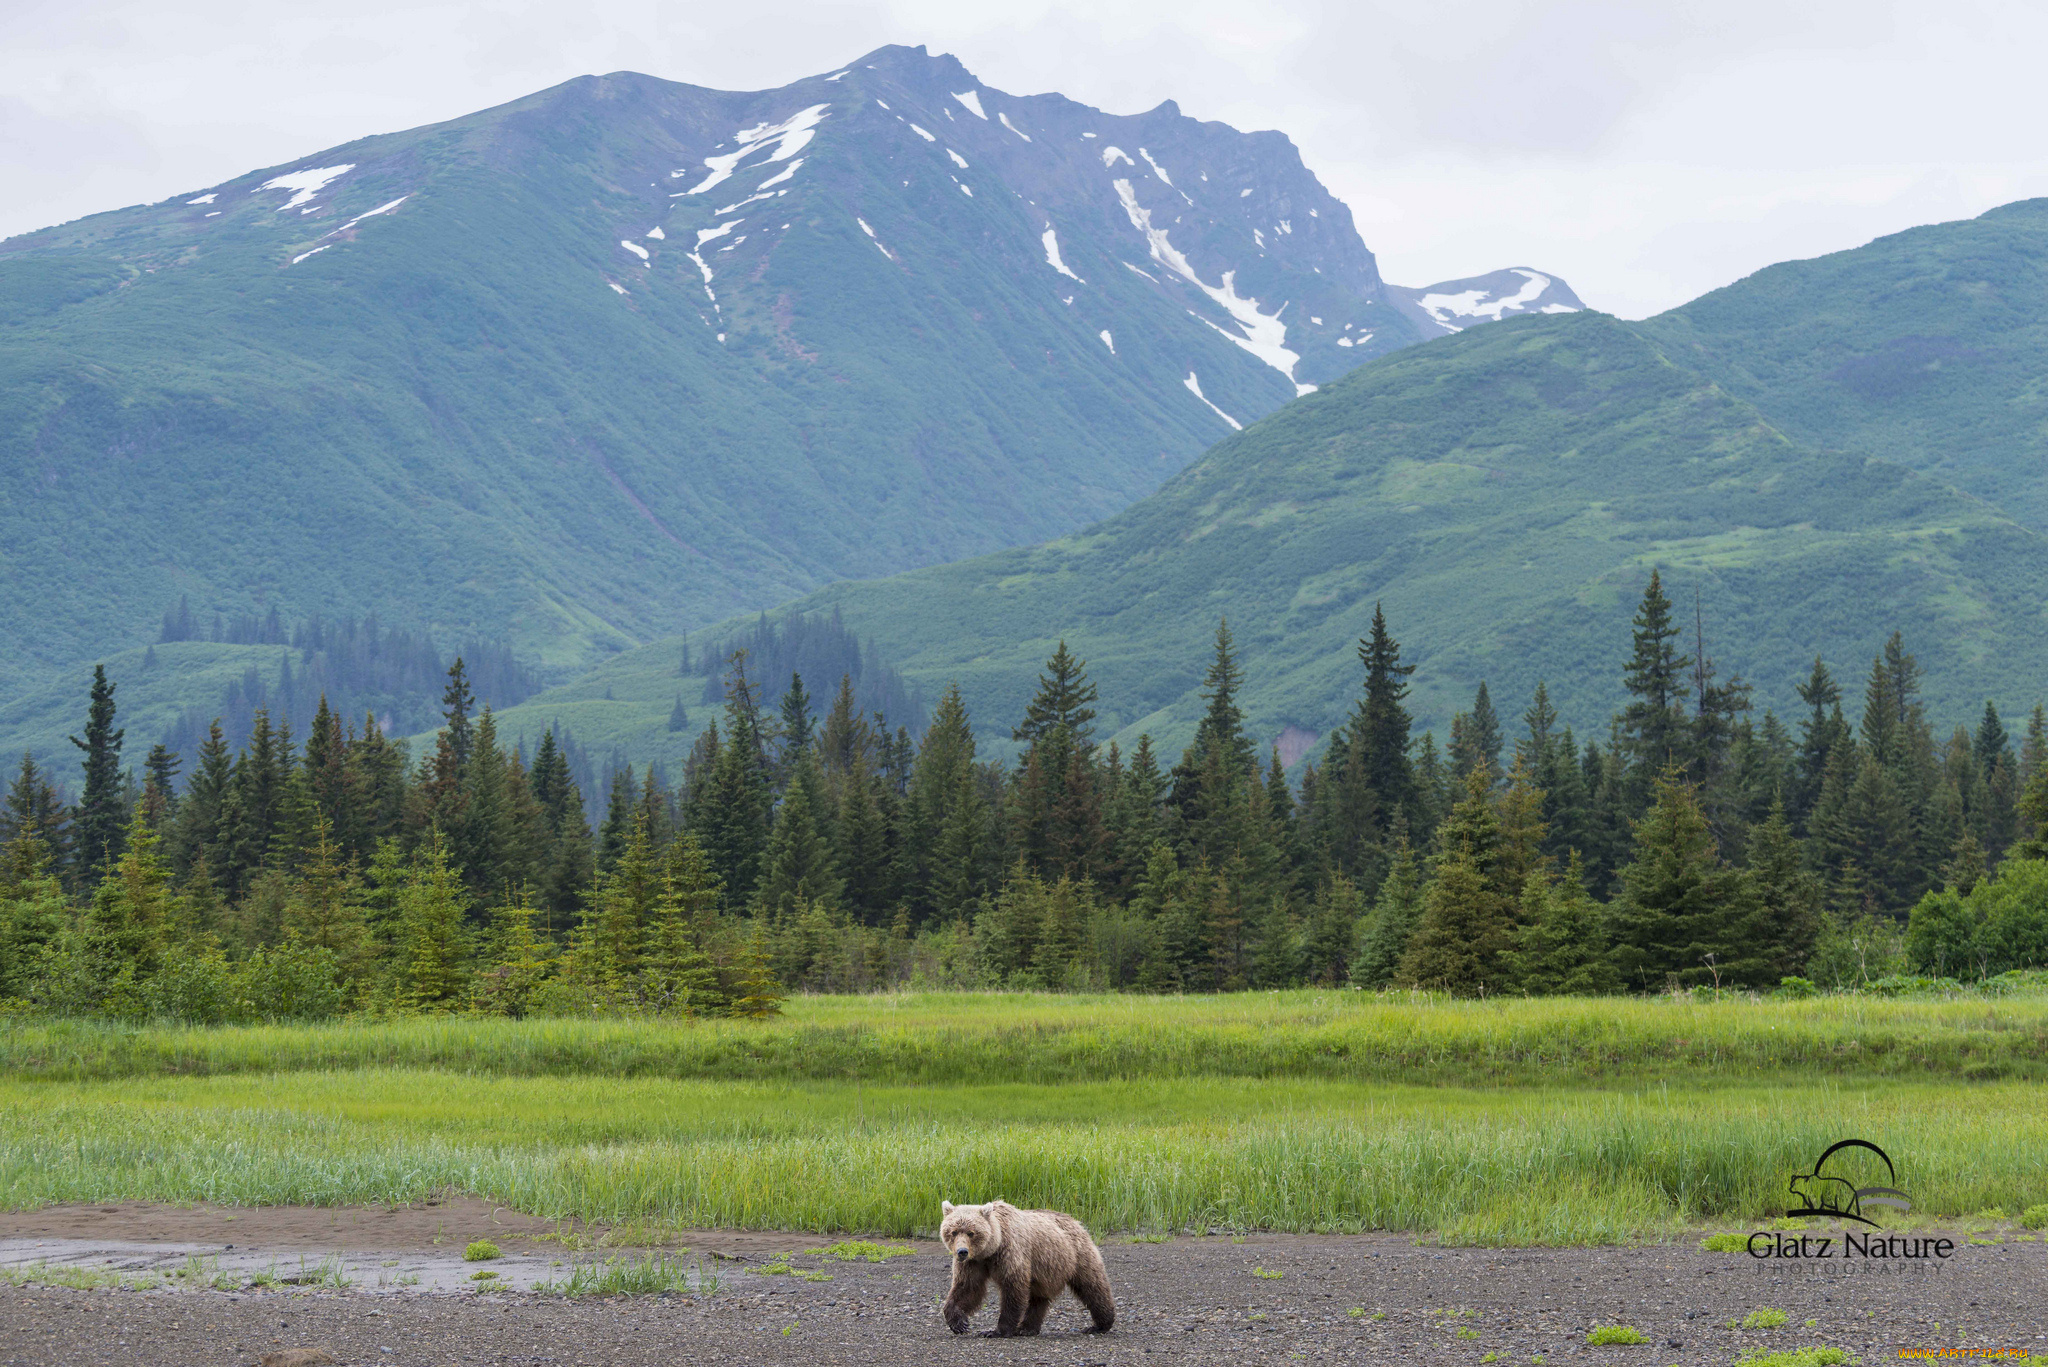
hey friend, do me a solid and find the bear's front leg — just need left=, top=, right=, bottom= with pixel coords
left=944, top=1263, right=987, bottom=1335
left=979, top=1269, right=1031, bottom=1337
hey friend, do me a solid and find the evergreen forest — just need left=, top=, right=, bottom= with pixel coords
left=5, top=571, right=2046, bottom=1024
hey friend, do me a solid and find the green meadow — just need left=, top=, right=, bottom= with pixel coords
left=3, top=991, right=2045, bottom=1245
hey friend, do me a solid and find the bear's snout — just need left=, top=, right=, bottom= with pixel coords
left=954, top=1246, right=969, bottom=1260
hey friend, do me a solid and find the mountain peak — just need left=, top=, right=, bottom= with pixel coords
left=0, top=51, right=1585, bottom=722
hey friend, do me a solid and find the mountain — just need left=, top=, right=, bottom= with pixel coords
left=694, top=201, right=2048, bottom=760
left=1386, top=268, right=1584, bottom=337
left=0, top=43, right=1579, bottom=738
left=1637, top=198, right=2048, bottom=527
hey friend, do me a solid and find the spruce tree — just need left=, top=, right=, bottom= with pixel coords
left=904, top=684, right=978, bottom=922
left=695, top=653, right=773, bottom=907
left=140, top=744, right=180, bottom=829
left=1607, top=776, right=1761, bottom=989
left=221, top=711, right=283, bottom=899
left=835, top=755, right=894, bottom=923
left=1355, top=602, right=1417, bottom=828
left=1352, top=839, right=1423, bottom=988
left=581, top=810, right=658, bottom=993
left=729, top=921, right=786, bottom=1018
left=1396, top=853, right=1512, bottom=996
left=417, top=659, right=475, bottom=836
left=1171, top=621, right=1259, bottom=866
left=1510, top=853, right=1619, bottom=995
left=755, top=753, right=841, bottom=921
left=459, top=708, right=516, bottom=898
left=1745, top=797, right=1822, bottom=982
left=1013, top=641, right=1099, bottom=750
left=1300, top=872, right=1363, bottom=986
left=1147, top=853, right=1211, bottom=990
left=68, top=664, right=127, bottom=876
left=1449, top=682, right=1503, bottom=783
left=304, top=696, right=348, bottom=843
left=1619, top=571, right=1691, bottom=794
left=775, top=673, right=815, bottom=785
left=395, top=833, right=471, bottom=1010
left=1397, top=771, right=1516, bottom=994
left=474, top=889, right=555, bottom=1017
left=3, top=753, right=70, bottom=882
left=81, top=810, right=174, bottom=1001
left=596, top=766, right=635, bottom=873
left=643, top=832, right=727, bottom=1014
left=286, top=817, right=370, bottom=987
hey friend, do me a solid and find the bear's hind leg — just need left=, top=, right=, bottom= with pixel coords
left=1070, top=1254, right=1116, bottom=1332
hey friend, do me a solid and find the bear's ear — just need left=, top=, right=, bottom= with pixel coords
left=941, top=1200, right=954, bottom=1215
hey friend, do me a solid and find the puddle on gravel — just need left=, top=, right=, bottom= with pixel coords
left=0, top=1237, right=717, bottom=1296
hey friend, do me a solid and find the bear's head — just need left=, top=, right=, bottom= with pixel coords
left=939, top=1200, right=1010, bottom=1264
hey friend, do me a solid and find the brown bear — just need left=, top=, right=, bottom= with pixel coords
left=938, top=1198, right=1116, bottom=1337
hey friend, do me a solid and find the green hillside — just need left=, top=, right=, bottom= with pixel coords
left=1640, top=198, right=2048, bottom=525
left=743, top=305, right=2048, bottom=757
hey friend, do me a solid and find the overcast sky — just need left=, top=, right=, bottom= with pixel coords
left=8, top=0, right=2047, bottom=318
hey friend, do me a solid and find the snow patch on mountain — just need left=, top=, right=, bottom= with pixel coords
left=1042, top=227, right=1083, bottom=282
left=1113, top=179, right=1312, bottom=395
left=999, top=112, right=1031, bottom=141
left=1417, top=268, right=1553, bottom=330
left=1099, top=330, right=1115, bottom=353
left=620, top=239, right=650, bottom=261
left=257, top=165, right=354, bottom=211
left=1101, top=146, right=1134, bottom=168
left=952, top=90, right=987, bottom=119
left=908, top=123, right=936, bottom=142
left=187, top=194, right=216, bottom=205
left=329, top=196, right=407, bottom=235
left=683, top=105, right=828, bottom=196
left=1386, top=268, right=1585, bottom=337
left=1183, top=372, right=1241, bottom=430
left=947, top=149, right=969, bottom=169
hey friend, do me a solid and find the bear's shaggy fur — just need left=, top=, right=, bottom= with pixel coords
left=938, top=1199, right=1115, bottom=1337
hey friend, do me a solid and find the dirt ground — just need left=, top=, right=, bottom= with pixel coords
left=0, top=1201, right=2042, bottom=1366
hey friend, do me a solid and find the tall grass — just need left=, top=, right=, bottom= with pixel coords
left=1, top=1072, right=2043, bottom=1245
left=4, top=990, right=2044, bottom=1085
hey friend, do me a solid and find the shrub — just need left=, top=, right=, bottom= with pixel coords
left=1740, top=1308, right=1789, bottom=1329
left=803, top=1241, right=914, bottom=1262
left=1734, top=1349, right=1855, bottom=1367
left=464, top=1240, right=501, bottom=1262
left=1586, top=1325, right=1648, bottom=1345
left=1700, top=1232, right=1750, bottom=1252
left=237, top=941, right=345, bottom=1022
left=2021, top=1204, right=2048, bottom=1230
left=1776, top=976, right=1817, bottom=998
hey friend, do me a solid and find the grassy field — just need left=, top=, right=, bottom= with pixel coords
left=5, top=990, right=2046, bottom=1085
left=3, top=991, right=2044, bottom=1245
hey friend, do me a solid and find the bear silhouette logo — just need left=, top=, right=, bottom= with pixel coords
left=1786, top=1139, right=1912, bottom=1227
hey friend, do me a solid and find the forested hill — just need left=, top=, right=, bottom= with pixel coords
left=766, top=200, right=2048, bottom=759
left=0, top=42, right=1578, bottom=717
